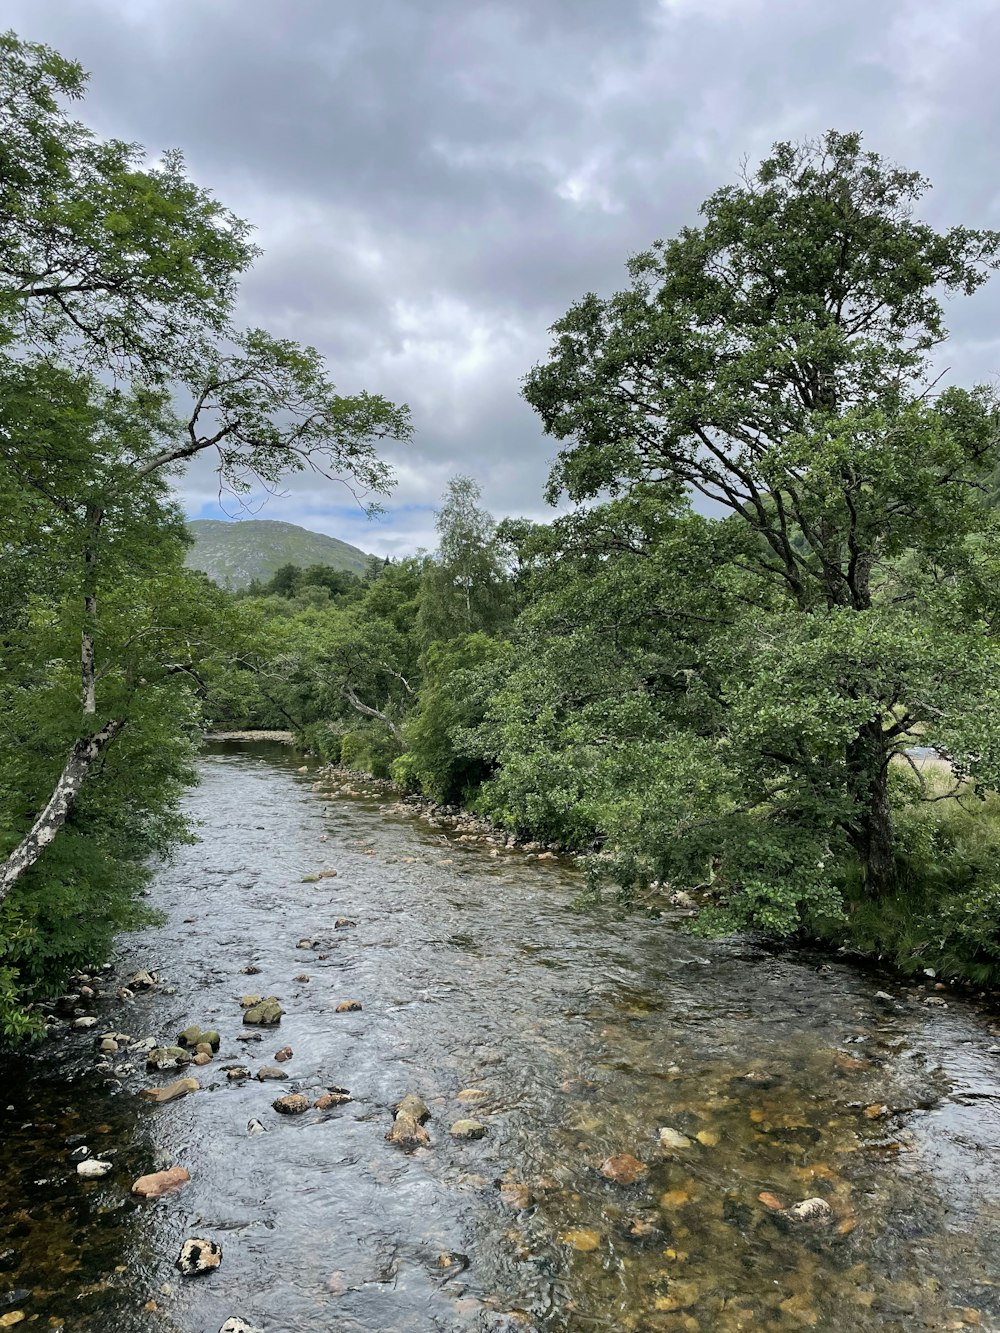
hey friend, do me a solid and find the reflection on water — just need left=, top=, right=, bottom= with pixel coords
left=2, top=743, right=1000, bottom=1332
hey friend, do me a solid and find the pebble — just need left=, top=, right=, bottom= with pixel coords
left=176, top=1237, right=222, bottom=1276
left=450, top=1119, right=487, bottom=1140
left=72, top=1017, right=98, bottom=1030
left=599, top=1153, right=647, bottom=1184
left=192, top=1053, right=212, bottom=1066
left=139, top=1077, right=199, bottom=1104
left=273, top=1094, right=310, bottom=1115
left=132, top=1167, right=191, bottom=1198
left=76, top=1159, right=112, bottom=1178
left=658, top=1127, right=693, bottom=1150
left=784, top=1197, right=833, bottom=1225
left=335, top=999, right=362, bottom=1013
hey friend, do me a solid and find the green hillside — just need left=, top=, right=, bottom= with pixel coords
left=185, top=519, right=374, bottom=588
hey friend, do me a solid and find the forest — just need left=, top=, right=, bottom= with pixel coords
left=6, top=29, right=1000, bottom=1039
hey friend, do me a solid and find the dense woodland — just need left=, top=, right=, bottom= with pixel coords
left=5, top=32, right=1000, bottom=1038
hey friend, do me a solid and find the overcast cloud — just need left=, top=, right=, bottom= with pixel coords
left=7, top=0, right=1000, bottom=554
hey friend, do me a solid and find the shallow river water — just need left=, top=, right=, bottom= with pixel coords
left=3, top=742, right=1000, bottom=1332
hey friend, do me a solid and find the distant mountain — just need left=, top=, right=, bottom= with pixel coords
left=185, top=519, right=374, bottom=588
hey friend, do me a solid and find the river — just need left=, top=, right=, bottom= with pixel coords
left=2, top=742, right=1000, bottom=1332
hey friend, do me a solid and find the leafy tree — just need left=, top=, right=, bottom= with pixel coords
left=523, top=130, right=1000, bottom=905
left=417, top=475, right=512, bottom=645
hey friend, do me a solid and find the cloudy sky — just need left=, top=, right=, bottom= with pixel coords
left=9, top=0, right=1000, bottom=554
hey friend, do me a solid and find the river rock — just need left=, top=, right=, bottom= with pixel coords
left=73, top=1016, right=98, bottom=1030
left=293, top=974, right=310, bottom=983
left=191, top=1053, right=210, bottom=1066
left=129, top=970, right=158, bottom=990
left=77, top=1159, right=112, bottom=1178
left=239, top=964, right=261, bottom=975
left=658, top=1127, right=693, bottom=1151
left=396, top=1094, right=431, bottom=1123
left=599, top=1153, right=647, bottom=1184
left=239, top=995, right=262, bottom=1008
left=220, top=1320, right=262, bottom=1333
left=132, top=1167, right=191, bottom=1198
left=69, top=1146, right=90, bottom=1163
left=146, top=1046, right=192, bottom=1071
left=256, top=1066, right=289, bottom=1081
left=783, top=1197, right=833, bottom=1226
left=176, top=1237, right=222, bottom=1276
left=243, top=997, right=283, bottom=1026
left=227, top=1066, right=250, bottom=1081
left=499, top=1181, right=533, bottom=1210
left=314, top=1089, right=352, bottom=1110
left=335, top=999, right=362, bottom=1013
left=450, top=1119, right=487, bottom=1140
left=99, top=1038, right=118, bottom=1054
left=139, top=1077, right=199, bottom=1104
left=247, top=1118, right=266, bottom=1135
left=178, top=1026, right=220, bottom=1050
left=273, top=1093, right=310, bottom=1115
left=274, top=1045, right=293, bottom=1062
left=386, top=1112, right=430, bottom=1147
left=334, top=918, right=356, bottom=930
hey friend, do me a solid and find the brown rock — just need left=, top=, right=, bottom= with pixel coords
left=315, top=1089, right=353, bottom=1110
left=334, top=918, right=357, bottom=929
left=335, top=999, right=362, bottom=1013
left=139, top=1077, right=199, bottom=1104
left=293, top=974, right=310, bottom=983
left=195, top=1042, right=214, bottom=1057
left=132, top=1167, right=191, bottom=1199
left=599, top=1153, right=648, bottom=1185
left=758, top=1191, right=785, bottom=1212
left=256, top=1066, right=288, bottom=1081
left=240, top=995, right=262, bottom=1008
left=499, top=1181, right=533, bottom=1210
left=386, top=1112, right=430, bottom=1147
left=273, top=1093, right=310, bottom=1115
left=274, top=1046, right=293, bottom=1062
left=192, top=1053, right=212, bottom=1066
left=227, top=1067, right=250, bottom=1081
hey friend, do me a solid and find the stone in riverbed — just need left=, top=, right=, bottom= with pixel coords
left=450, top=1119, right=487, bottom=1140
left=139, top=1077, right=199, bottom=1104
left=396, top=1094, right=431, bottom=1123
left=243, top=997, right=283, bottom=1026
left=76, top=1158, right=112, bottom=1178
left=783, top=1197, right=833, bottom=1226
left=239, top=964, right=261, bottom=976
left=314, top=1089, right=352, bottom=1110
left=273, top=1093, right=310, bottom=1115
left=192, top=1053, right=212, bottom=1066
left=599, top=1153, right=647, bottom=1184
left=132, top=1167, right=190, bottom=1199
left=99, top=1038, right=118, bottom=1054
left=220, top=1320, right=263, bottom=1333
left=146, top=1046, right=192, bottom=1071
left=73, top=1016, right=98, bottom=1030
left=387, top=1113, right=429, bottom=1147
left=129, top=970, right=158, bottom=990
left=176, top=1237, right=222, bottom=1276
left=293, top=974, right=309, bottom=983
left=274, top=1046, right=293, bottom=1062
left=256, top=1066, right=289, bottom=1081
left=227, top=1067, right=250, bottom=1082
left=334, top=918, right=356, bottom=930
left=247, top=1118, right=266, bottom=1136
left=177, top=1026, right=220, bottom=1050
left=658, top=1127, right=693, bottom=1151
left=239, top=995, right=262, bottom=1008
left=335, top=999, right=362, bottom=1013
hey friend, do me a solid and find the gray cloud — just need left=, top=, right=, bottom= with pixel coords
left=8, top=0, right=1000, bottom=553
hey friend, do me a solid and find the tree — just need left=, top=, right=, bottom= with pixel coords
left=417, top=475, right=512, bottom=644
left=523, top=130, right=1000, bottom=901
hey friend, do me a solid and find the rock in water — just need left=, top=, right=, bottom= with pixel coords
left=272, top=1094, right=310, bottom=1115
left=314, top=1088, right=352, bottom=1110
left=247, top=1119, right=267, bottom=1136
left=132, top=1167, right=191, bottom=1199
left=274, top=1046, right=293, bottom=1062
left=219, top=1320, right=263, bottom=1333
left=73, top=1017, right=98, bottom=1030
left=335, top=999, right=362, bottom=1013
left=450, top=1119, right=487, bottom=1140
left=395, top=1094, right=431, bottom=1123
left=139, top=1077, right=199, bottom=1105
left=658, top=1127, right=693, bottom=1151
left=176, top=1237, right=222, bottom=1276
left=334, top=918, right=356, bottom=930
left=129, top=969, right=159, bottom=989
left=76, top=1159, right=112, bottom=1178
left=256, top=1066, right=288, bottom=1081
left=784, top=1197, right=833, bottom=1225
left=145, top=1046, right=192, bottom=1071
left=386, top=1112, right=429, bottom=1147
left=177, top=1026, right=220, bottom=1050
left=599, top=1153, right=647, bottom=1184
left=243, top=997, right=284, bottom=1026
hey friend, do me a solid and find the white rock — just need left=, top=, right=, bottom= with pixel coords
left=176, top=1237, right=222, bottom=1276
left=77, top=1159, right=112, bottom=1178
left=247, top=1118, right=267, bottom=1136
left=220, top=1320, right=262, bottom=1333
left=73, top=1017, right=98, bottom=1030
left=785, top=1197, right=833, bottom=1224
left=658, top=1127, right=693, bottom=1150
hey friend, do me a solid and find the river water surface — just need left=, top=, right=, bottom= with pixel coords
left=3, top=742, right=1000, bottom=1332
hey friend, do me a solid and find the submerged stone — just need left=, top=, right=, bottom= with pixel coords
left=132, top=1167, right=191, bottom=1198
left=450, top=1119, right=487, bottom=1140
left=139, top=1077, right=199, bottom=1104
left=176, top=1237, right=222, bottom=1276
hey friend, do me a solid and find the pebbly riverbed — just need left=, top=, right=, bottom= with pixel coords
left=2, top=741, right=1000, bottom=1332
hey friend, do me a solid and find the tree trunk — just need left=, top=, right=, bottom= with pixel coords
left=845, top=720, right=897, bottom=896
left=0, top=718, right=126, bottom=904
